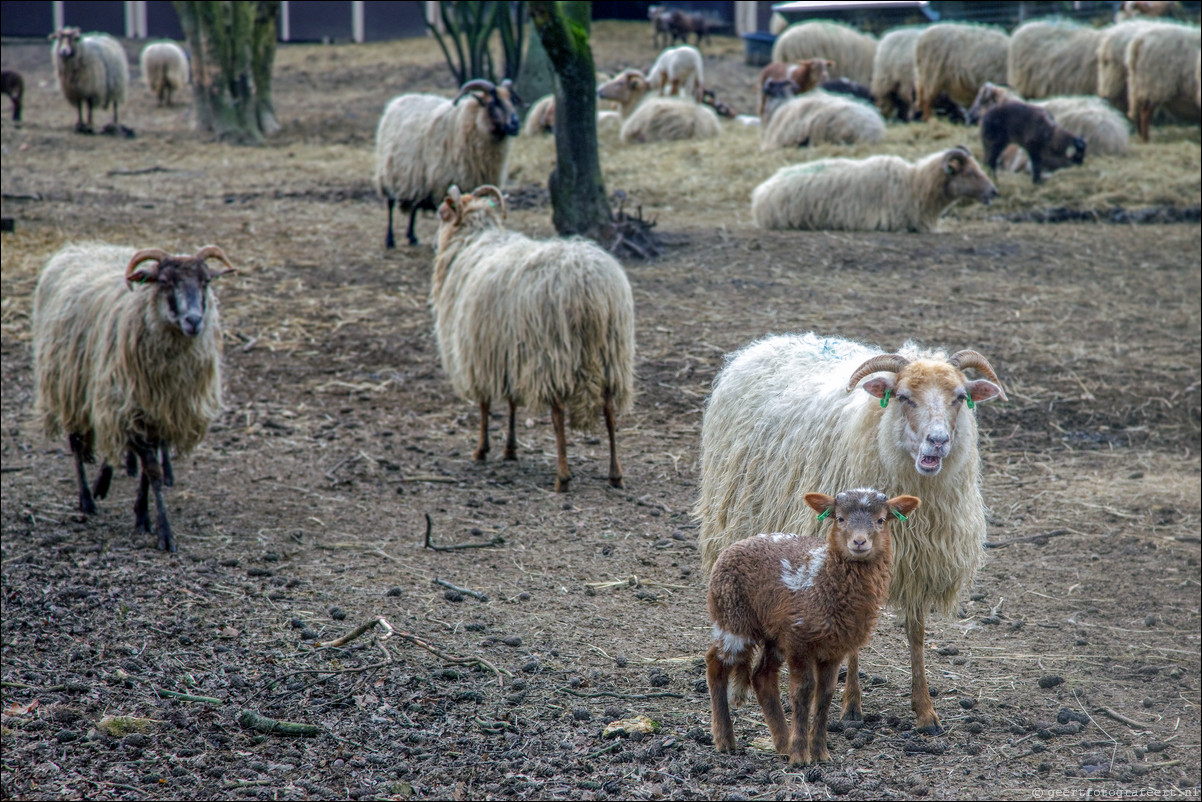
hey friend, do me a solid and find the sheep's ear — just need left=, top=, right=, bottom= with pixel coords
left=887, top=495, right=921, bottom=518
left=965, top=379, right=1004, bottom=405
left=860, top=376, right=894, bottom=399
left=803, top=492, right=835, bottom=515
left=126, top=264, right=159, bottom=287
left=438, top=196, right=458, bottom=224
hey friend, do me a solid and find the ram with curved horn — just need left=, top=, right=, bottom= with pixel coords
left=375, top=79, right=521, bottom=248
left=696, top=332, right=1006, bottom=734
left=33, top=244, right=236, bottom=552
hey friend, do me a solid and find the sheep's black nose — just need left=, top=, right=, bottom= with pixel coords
left=181, top=314, right=204, bottom=337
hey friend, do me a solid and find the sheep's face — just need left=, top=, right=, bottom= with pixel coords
left=126, top=247, right=234, bottom=339
left=941, top=148, right=998, bottom=206
left=50, top=28, right=82, bottom=62
left=485, top=83, right=521, bottom=140
left=804, top=490, right=920, bottom=561
left=792, top=59, right=833, bottom=93
left=966, top=83, right=1011, bottom=125
left=599, top=70, right=649, bottom=105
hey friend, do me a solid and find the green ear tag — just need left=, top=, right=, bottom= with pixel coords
left=817, top=509, right=832, bottom=522
left=880, top=389, right=890, bottom=409
left=966, top=395, right=975, bottom=410
left=892, top=509, right=908, bottom=522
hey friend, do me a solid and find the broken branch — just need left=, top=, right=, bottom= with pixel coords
left=422, top=513, right=504, bottom=551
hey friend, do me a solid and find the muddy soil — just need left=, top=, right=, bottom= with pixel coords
left=2, top=23, right=1200, bottom=802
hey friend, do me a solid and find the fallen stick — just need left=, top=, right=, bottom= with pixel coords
left=106, top=166, right=179, bottom=176
left=984, top=529, right=1073, bottom=549
left=394, top=631, right=510, bottom=688
left=1097, top=706, right=1155, bottom=729
left=434, top=578, right=489, bottom=602
left=237, top=709, right=321, bottom=737
left=401, top=474, right=458, bottom=484
left=422, top=514, right=504, bottom=551
left=155, top=688, right=223, bottom=705
left=313, top=617, right=393, bottom=649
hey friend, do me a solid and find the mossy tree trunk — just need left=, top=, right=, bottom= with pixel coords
left=174, top=1, right=280, bottom=144
left=529, top=0, right=612, bottom=241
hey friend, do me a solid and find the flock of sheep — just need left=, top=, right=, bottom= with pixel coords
left=17, top=7, right=1200, bottom=767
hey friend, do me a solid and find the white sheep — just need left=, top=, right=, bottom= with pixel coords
left=751, top=146, right=997, bottom=233
left=431, top=186, right=635, bottom=492
left=871, top=27, right=921, bottom=120
left=707, top=488, right=920, bottom=763
left=620, top=97, right=720, bottom=144
left=914, top=23, right=1009, bottom=122
left=772, top=21, right=877, bottom=85
left=374, top=79, right=520, bottom=248
left=760, top=89, right=885, bottom=150
left=32, top=244, right=235, bottom=552
left=50, top=27, right=130, bottom=135
left=696, top=333, right=1007, bottom=730
left=1126, top=23, right=1202, bottom=141
left=1008, top=20, right=1103, bottom=99
left=647, top=44, right=704, bottom=101
left=757, top=58, right=832, bottom=117
left=1097, top=20, right=1163, bottom=114
left=139, top=41, right=189, bottom=107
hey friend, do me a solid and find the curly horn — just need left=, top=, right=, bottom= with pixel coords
left=847, top=353, right=910, bottom=392
left=472, top=185, right=506, bottom=217
left=453, top=79, right=496, bottom=105
left=193, top=245, right=235, bottom=274
left=949, top=350, right=1008, bottom=400
left=125, top=248, right=171, bottom=285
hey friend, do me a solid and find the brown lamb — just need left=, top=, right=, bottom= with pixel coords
left=980, top=100, right=1085, bottom=183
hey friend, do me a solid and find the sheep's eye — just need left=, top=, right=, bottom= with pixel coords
left=955, top=394, right=967, bottom=404
left=877, top=518, right=885, bottom=525
left=837, top=517, right=844, bottom=523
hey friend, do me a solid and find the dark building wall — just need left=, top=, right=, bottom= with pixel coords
left=1, top=0, right=54, bottom=36
left=62, top=0, right=126, bottom=34
left=146, top=0, right=184, bottom=40
left=363, top=0, right=426, bottom=42
left=593, top=1, right=734, bottom=25
left=287, top=0, right=353, bottom=42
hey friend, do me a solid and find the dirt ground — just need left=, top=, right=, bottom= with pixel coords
left=2, top=21, right=1200, bottom=801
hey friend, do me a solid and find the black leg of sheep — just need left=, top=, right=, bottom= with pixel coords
left=133, top=439, right=176, bottom=552
left=504, top=401, right=518, bottom=461
left=92, top=461, right=113, bottom=501
left=160, top=444, right=174, bottom=487
left=68, top=433, right=98, bottom=514
left=474, top=400, right=491, bottom=461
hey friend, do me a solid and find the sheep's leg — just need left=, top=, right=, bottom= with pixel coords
left=906, top=612, right=940, bottom=732
left=160, top=445, right=174, bottom=487
left=1029, top=150, right=1044, bottom=184
left=603, top=390, right=622, bottom=488
left=134, top=471, right=150, bottom=533
left=504, top=400, right=518, bottom=461
left=474, top=399, right=490, bottom=461
left=751, top=644, right=790, bottom=756
left=785, top=655, right=814, bottom=765
left=69, top=434, right=97, bottom=515
left=125, top=450, right=138, bottom=477
left=385, top=198, right=397, bottom=249
left=841, top=650, right=863, bottom=721
left=551, top=401, right=571, bottom=492
left=405, top=206, right=420, bottom=247
left=135, top=441, right=176, bottom=553
left=809, top=658, right=841, bottom=763
left=92, top=461, right=113, bottom=501
left=705, top=645, right=737, bottom=753
left=75, top=101, right=93, bottom=134
left=1137, top=102, right=1152, bottom=143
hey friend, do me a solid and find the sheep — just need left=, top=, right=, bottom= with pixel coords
left=772, top=21, right=877, bottom=86
left=820, top=78, right=873, bottom=103
left=872, top=27, right=920, bottom=120
left=649, top=6, right=683, bottom=48
left=761, top=90, right=885, bottom=150
left=32, top=244, right=235, bottom=552
left=1008, top=20, right=1103, bottom=100
left=696, top=332, right=1007, bottom=729
left=49, top=27, right=131, bottom=136
left=707, top=488, right=921, bottom=763
left=620, top=97, right=720, bottom=144
left=523, top=93, right=556, bottom=136
left=1117, top=0, right=1181, bottom=21
left=139, top=41, right=189, bottom=107
left=598, top=69, right=653, bottom=120
left=1126, top=23, right=1202, bottom=141
left=981, top=101, right=1086, bottom=183
left=431, top=185, right=634, bottom=492
left=757, top=58, right=832, bottom=116
left=968, top=83, right=1130, bottom=157
left=647, top=45, right=704, bottom=101
left=1, top=70, right=22, bottom=122
left=1097, top=20, right=1162, bottom=114
left=752, top=145, right=996, bottom=233
left=759, top=79, right=797, bottom=125
left=374, top=79, right=520, bottom=248
left=914, top=23, right=1009, bottom=123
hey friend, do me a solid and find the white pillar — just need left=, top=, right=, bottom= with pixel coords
left=734, top=1, right=759, bottom=37
left=280, top=0, right=291, bottom=42
left=352, top=0, right=364, bottom=43
left=52, top=0, right=64, bottom=32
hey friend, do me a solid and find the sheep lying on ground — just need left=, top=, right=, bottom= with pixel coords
left=697, top=333, right=1007, bottom=730
left=757, top=58, right=831, bottom=116
left=139, top=41, right=189, bottom=106
left=981, top=101, right=1086, bottom=183
left=1126, top=23, right=1202, bottom=140
left=772, top=21, right=877, bottom=85
left=752, top=146, right=996, bottom=232
left=648, top=45, right=704, bottom=101
left=707, top=488, right=920, bottom=763
left=431, top=186, right=635, bottom=492
left=620, top=97, right=720, bottom=144
left=968, top=82, right=1129, bottom=157
left=1008, top=20, right=1102, bottom=99
left=33, top=244, right=235, bottom=552
left=50, top=27, right=131, bottom=136
left=761, top=90, right=885, bottom=149
left=914, top=23, right=1008, bottom=122
left=374, top=79, right=520, bottom=247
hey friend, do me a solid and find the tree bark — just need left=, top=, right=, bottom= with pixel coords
left=529, top=0, right=612, bottom=240
left=174, top=1, right=280, bottom=144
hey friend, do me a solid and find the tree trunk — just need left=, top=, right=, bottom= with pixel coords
left=174, top=1, right=279, bottom=144
left=529, top=0, right=612, bottom=241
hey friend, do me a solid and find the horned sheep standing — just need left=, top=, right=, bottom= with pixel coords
left=696, top=333, right=1007, bottom=730
left=139, top=41, right=190, bottom=107
left=374, top=79, right=520, bottom=247
left=751, top=146, right=997, bottom=233
left=32, top=244, right=235, bottom=552
left=50, top=27, right=131, bottom=135
left=430, top=186, right=635, bottom=492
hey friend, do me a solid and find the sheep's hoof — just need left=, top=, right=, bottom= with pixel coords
left=79, top=494, right=97, bottom=516
left=74, top=122, right=94, bottom=135
left=503, top=448, right=517, bottom=461
left=157, top=527, right=177, bottom=553
left=92, top=464, right=113, bottom=500
left=841, top=706, right=863, bottom=723
left=609, top=476, right=623, bottom=489
left=554, top=476, right=571, bottom=493
left=472, top=448, right=488, bottom=462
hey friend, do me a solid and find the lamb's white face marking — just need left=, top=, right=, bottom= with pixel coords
left=711, top=623, right=748, bottom=663
left=780, top=545, right=828, bottom=592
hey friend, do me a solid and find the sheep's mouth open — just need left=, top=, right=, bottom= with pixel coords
left=918, top=454, right=942, bottom=473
